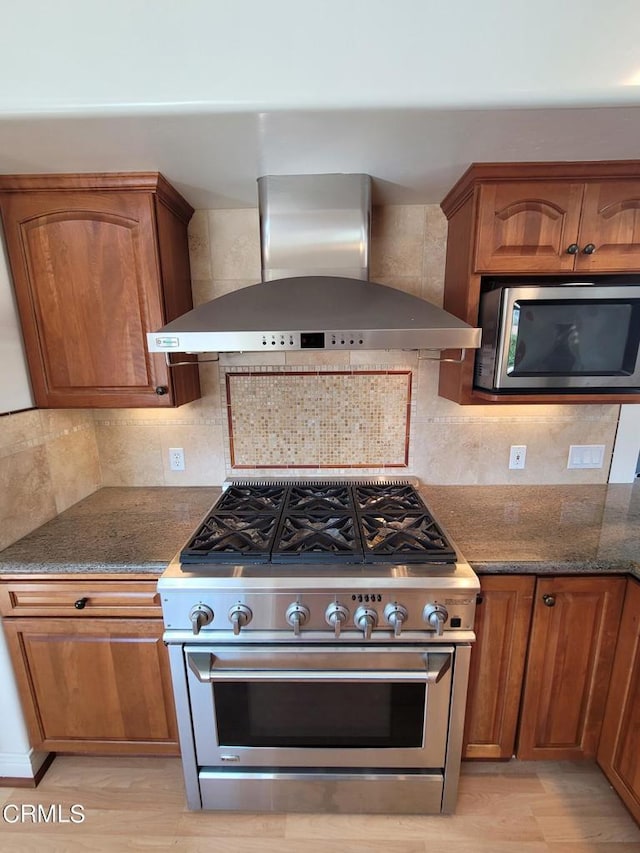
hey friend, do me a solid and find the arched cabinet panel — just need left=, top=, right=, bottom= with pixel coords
left=0, top=173, right=200, bottom=408
left=474, top=182, right=584, bottom=272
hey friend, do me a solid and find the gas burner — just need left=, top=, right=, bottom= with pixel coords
left=181, top=514, right=278, bottom=563
left=216, top=486, right=286, bottom=513
left=272, top=514, right=362, bottom=561
left=360, top=514, right=456, bottom=563
left=355, top=484, right=426, bottom=513
left=179, top=482, right=458, bottom=567
left=285, top=485, right=353, bottom=514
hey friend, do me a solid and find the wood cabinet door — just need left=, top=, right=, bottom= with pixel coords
left=474, top=181, right=584, bottom=273
left=576, top=181, right=640, bottom=272
left=597, top=579, right=640, bottom=824
left=3, top=617, right=179, bottom=755
left=463, top=575, right=535, bottom=759
left=0, top=190, right=177, bottom=407
left=517, top=576, right=626, bottom=760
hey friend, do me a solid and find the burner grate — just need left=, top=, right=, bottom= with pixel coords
left=355, top=484, right=427, bottom=513
left=272, top=513, right=363, bottom=562
left=180, top=482, right=457, bottom=566
left=284, top=485, right=354, bottom=514
left=215, top=486, right=286, bottom=514
left=359, top=514, right=456, bottom=563
left=181, top=513, right=278, bottom=563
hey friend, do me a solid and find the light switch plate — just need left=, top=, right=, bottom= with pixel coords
left=567, top=444, right=605, bottom=469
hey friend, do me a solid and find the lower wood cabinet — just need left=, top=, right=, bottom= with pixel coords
left=517, top=576, right=626, bottom=760
left=597, top=578, right=640, bottom=824
left=464, top=573, right=626, bottom=762
left=462, top=575, right=534, bottom=759
left=0, top=579, right=178, bottom=756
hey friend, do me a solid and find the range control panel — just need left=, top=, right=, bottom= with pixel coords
left=161, top=589, right=477, bottom=641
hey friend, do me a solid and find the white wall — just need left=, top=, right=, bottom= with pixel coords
left=0, top=622, right=47, bottom=779
left=0, top=0, right=638, bottom=116
left=609, top=405, right=640, bottom=483
left=0, top=235, right=33, bottom=413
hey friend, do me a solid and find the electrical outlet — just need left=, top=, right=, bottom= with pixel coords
left=509, top=445, right=527, bottom=469
left=567, top=444, right=605, bottom=469
left=169, top=447, right=185, bottom=471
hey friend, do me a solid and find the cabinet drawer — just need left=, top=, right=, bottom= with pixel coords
left=0, top=580, right=161, bottom=617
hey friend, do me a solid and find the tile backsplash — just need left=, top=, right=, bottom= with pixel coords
left=225, top=369, right=412, bottom=468
left=0, top=203, right=622, bottom=548
left=92, top=203, right=619, bottom=485
left=0, top=409, right=100, bottom=550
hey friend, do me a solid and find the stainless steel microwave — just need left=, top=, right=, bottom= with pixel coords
left=474, top=283, right=640, bottom=391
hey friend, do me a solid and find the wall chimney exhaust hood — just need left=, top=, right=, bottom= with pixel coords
left=147, top=174, right=480, bottom=355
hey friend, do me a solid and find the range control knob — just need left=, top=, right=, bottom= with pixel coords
left=423, top=603, right=449, bottom=637
left=325, top=603, right=349, bottom=638
left=286, top=603, right=310, bottom=637
left=189, top=604, right=214, bottom=635
left=354, top=606, right=378, bottom=640
left=228, top=603, right=252, bottom=636
left=384, top=602, right=409, bottom=638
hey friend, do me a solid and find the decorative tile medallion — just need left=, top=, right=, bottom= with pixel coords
left=225, top=371, right=411, bottom=468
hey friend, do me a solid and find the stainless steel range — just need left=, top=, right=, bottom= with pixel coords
left=159, top=479, right=478, bottom=814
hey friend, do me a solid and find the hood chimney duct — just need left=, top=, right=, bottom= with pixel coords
left=258, top=174, right=371, bottom=282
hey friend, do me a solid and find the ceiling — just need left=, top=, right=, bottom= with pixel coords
left=2, top=105, right=640, bottom=209
left=1, top=0, right=639, bottom=210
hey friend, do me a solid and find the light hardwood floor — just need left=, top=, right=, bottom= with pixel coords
left=1, top=757, right=639, bottom=852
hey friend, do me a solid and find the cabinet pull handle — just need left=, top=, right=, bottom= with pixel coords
left=582, top=243, right=596, bottom=254
left=155, top=386, right=168, bottom=395
left=74, top=597, right=89, bottom=610
left=566, top=243, right=580, bottom=254
left=542, top=594, right=556, bottom=607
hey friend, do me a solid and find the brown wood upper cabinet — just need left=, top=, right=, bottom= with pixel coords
left=0, top=173, right=200, bottom=408
left=439, top=161, right=640, bottom=405
left=474, top=179, right=640, bottom=273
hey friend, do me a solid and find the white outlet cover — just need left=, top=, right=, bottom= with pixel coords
left=169, top=447, right=185, bottom=471
left=509, top=445, right=527, bottom=470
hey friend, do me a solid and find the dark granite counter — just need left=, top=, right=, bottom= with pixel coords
left=0, top=483, right=638, bottom=581
left=422, top=482, right=640, bottom=582
left=0, top=487, right=219, bottom=575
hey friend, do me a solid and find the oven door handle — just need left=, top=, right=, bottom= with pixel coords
left=187, top=652, right=451, bottom=685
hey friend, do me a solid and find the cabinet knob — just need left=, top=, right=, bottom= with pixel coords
left=566, top=243, right=580, bottom=255
left=542, top=594, right=556, bottom=607
left=582, top=243, right=596, bottom=255
left=74, top=597, right=89, bottom=610
left=155, top=386, right=168, bottom=395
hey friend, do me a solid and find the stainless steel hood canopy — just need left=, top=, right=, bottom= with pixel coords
left=147, top=174, right=480, bottom=354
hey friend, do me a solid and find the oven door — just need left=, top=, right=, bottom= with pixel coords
left=184, top=645, right=453, bottom=769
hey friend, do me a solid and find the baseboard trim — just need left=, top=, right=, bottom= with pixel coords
left=0, top=752, right=54, bottom=788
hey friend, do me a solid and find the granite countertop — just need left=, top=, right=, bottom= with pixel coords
left=0, top=487, right=220, bottom=575
left=423, top=482, right=640, bottom=582
left=0, top=482, right=638, bottom=581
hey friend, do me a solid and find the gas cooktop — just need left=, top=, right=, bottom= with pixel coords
left=180, top=481, right=457, bottom=567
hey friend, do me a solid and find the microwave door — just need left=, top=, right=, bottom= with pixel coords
left=493, top=286, right=640, bottom=390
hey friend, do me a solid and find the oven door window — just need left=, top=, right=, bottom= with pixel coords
left=214, top=682, right=425, bottom=748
